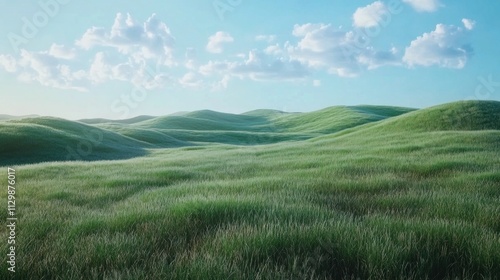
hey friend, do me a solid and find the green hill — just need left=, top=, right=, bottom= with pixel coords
left=0, top=117, right=148, bottom=165
left=370, top=100, right=500, bottom=132
left=242, top=109, right=289, bottom=117
left=272, top=105, right=415, bottom=134
left=1, top=101, right=497, bottom=166
left=79, top=115, right=157, bottom=125
left=98, top=125, right=191, bottom=148
left=133, top=115, right=255, bottom=131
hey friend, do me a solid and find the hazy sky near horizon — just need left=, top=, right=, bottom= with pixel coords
left=0, top=0, right=499, bottom=119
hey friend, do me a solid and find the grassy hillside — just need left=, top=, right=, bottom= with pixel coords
left=0, top=100, right=499, bottom=279
left=271, top=105, right=415, bottom=134
left=118, top=105, right=415, bottom=144
left=89, top=123, right=194, bottom=148
left=132, top=115, right=263, bottom=131
left=0, top=105, right=413, bottom=165
left=0, top=117, right=148, bottom=165
left=369, top=100, right=500, bottom=132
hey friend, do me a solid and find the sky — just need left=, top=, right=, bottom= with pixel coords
left=0, top=0, right=499, bottom=120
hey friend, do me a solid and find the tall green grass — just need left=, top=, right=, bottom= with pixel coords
left=1, top=130, right=499, bottom=279
left=0, top=101, right=499, bottom=279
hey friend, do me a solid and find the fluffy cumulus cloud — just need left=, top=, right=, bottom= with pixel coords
left=287, top=23, right=358, bottom=77
left=0, top=42, right=83, bottom=90
left=0, top=13, right=178, bottom=91
left=402, top=0, right=441, bottom=12
left=86, top=52, right=172, bottom=89
left=76, top=13, right=175, bottom=64
left=179, top=72, right=203, bottom=88
left=0, top=10, right=477, bottom=92
left=0, top=47, right=172, bottom=92
left=48, top=44, right=77, bottom=60
left=403, top=22, right=474, bottom=69
left=74, top=13, right=177, bottom=89
left=206, top=31, right=234, bottom=53
left=200, top=22, right=404, bottom=81
left=353, top=1, right=389, bottom=28
left=287, top=23, right=399, bottom=77
left=264, top=44, right=283, bottom=56
left=462, top=18, right=476, bottom=30
left=16, top=49, right=87, bottom=92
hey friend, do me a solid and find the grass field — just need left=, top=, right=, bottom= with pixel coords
left=1, top=100, right=499, bottom=279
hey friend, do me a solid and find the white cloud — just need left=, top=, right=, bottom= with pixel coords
left=204, top=74, right=231, bottom=92
left=88, top=52, right=111, bottom=84
left=211, top=75, right=231, bottom=91
left=290, top=23, right=351, bottom=55
left=1, top=44, right=174, bottom=92
left=287, top=23, right=398, bottom=77
left=402, top=0, right=441, bottom=12
left=112, top=62, right=135, bottom=81
left=0, top=54, right=17, bottom=73
left=264, top=44, right=283, bottom=56
left=462, top=18, right=476, bottom=30
left=199, top=60, right=228, bottom=76
left=0, top=13, right=179, bottom=92
left=16, top=49, right=87, bottom=92
left=48, top=44, right=76, bottom=60
left=0, top=11, right=476, bottom=94
left=87, top=52, right=173, bottom=89
left=76, top=13, right=175, bottom=64
left=206, top=31, right=234, bottom=54
left=353, top=1, right=389, bottom=28
left=403, top=23, right=473, bottom=69
left=179, top=72, right=202, bottom=88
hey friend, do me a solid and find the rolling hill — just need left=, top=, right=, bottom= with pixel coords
left=78, top=115, right=157, bottom=125
left=0, top=104, right=416, bottom=165
left=370, top=100, right=500, bottom=132
left=2, top=101, right=499, bottom=166
left=0, top=117, right=149, bottom=165
left=271, top=105, right=415, bottom=134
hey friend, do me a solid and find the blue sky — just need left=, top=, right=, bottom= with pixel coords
left=0, top=0, right=499, bottom=119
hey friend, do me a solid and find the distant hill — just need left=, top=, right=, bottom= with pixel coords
left=132, top=115, right=265, bottom=132
left=0, top=114, right=40, bottom=121
left=271, top=105, right=415, bottom=134
left=1, top=101, right=497, bottom=166
left=78, top=115, right=157, bottom=125
left=242, top=109, right=290, bottom=117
